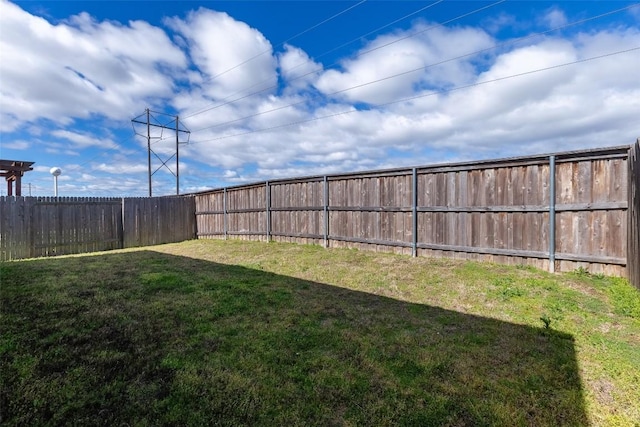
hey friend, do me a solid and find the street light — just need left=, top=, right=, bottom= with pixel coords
left=50, top=167, right=62, bottom=197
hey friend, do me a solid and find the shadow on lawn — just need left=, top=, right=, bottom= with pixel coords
left=1, top=250, right=588, bottom=426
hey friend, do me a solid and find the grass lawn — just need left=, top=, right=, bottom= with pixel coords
left=1, top=239, right=639, bottom=426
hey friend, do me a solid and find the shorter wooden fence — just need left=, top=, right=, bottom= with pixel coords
left=0, top=196, right=195, bottom=261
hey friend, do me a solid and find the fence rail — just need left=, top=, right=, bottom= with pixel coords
left=196, top=144, right=635, bottom=282
left=0, top=196, right=195, bottom=261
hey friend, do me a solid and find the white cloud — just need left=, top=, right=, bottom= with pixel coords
left=94, top=162, right=148, bottom=174
left=314, top=22, right=494, bottom=105
left=51, top=129, right=117, bottom=149
left=33, top=165, right=53, bottom=173
left=0, top=140, right=31, bottom=150
left=166, top=8, right=289, bottom=144
left=278, top=43, right=322, bottom=92
left=165, top=8, right=277, bottom=101
left=390, top=30, right=640, bottom=157
left=0, top=1, right=186, bottom=128
left=540, top=7, right=568, bottom=29
left=483, top=12, right=519, bottom=35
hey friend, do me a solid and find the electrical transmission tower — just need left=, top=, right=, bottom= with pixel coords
left=132, top=109, right=190, bottom=196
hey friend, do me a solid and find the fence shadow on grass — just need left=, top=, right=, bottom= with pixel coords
left=1, top=250, right=588, bottom=426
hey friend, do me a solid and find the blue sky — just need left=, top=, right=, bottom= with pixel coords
left=1, top=0, right=639, bottom=197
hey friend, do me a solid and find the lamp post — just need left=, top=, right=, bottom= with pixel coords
left=50, top=167, right=62, bottom=197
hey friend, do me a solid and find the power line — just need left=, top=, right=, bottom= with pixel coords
left=301, top=0, right=445, bottom=71
left=274, top=0, right=369, bottom=52
left=182, top=0, right=444, bottom=120
left=188, top=2, right=639, bottom=134
left=157, top=0, right=448, bottom=145
left=183, top=0, right=504, bottom=121
left=187, top=46, right=640, bottom=145
left=353, top=0, right=506, bottom=63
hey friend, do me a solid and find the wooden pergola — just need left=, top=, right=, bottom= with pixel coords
left=0, top=160, right=34, bottom=196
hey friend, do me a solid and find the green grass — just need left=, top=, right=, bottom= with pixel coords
left=1, top=239, right=639, bottom=426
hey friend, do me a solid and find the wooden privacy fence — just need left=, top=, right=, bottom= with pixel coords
left=2, top=143, right=637, bottom=289
left=196, top=143, right=639, bottom=284
left=0, top=196, right=195, bottom=261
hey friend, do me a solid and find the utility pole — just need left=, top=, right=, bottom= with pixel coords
left=176, top=115, right=180, bottom=195
left=131, top=109, right=190, bottom=196
left=147, top=108, right=151, bottom=197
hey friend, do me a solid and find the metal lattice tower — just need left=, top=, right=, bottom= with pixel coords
left=132, top=109, right=191, bottom=196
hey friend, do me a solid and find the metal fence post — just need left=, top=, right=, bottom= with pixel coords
left=266, top=181, right=271, bottom=242
left=549, top=155, right=556, bottom=273
left=120, top=197, right=125, bottom=249
left=412, top=168, right=418, bottom=257
left=324, top=176, right=329, bottom=248
left=223, top=188, right=228, bottom=240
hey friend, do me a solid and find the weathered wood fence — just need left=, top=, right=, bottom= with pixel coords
left=196, top=144, right=638, bottom=281
left=0, top=196, right=195, bottom=261
left=2, top=143, right=638, bottom=290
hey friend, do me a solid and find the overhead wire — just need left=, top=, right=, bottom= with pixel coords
left=183, top=0, right=506, bottom=121
left=182, top=0, right=445, bottom=119
left=19, top=1, right=402, bottom=194
left=29, top=2, right=636, bottom=195
left=48, top=0, right=406, bottom=184
left=187, top=46, right=640, bottom=145
left=188, top=2, right=640, bottom=134
left=194, top=0, right=368, bottom=87
left=294, top=0, right=446, bottom=73
left=346, top=0, right=506, bottom=64
left=134, top=109, right=191, bottom=145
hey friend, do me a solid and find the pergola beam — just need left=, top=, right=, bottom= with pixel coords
left=0, top=159, right=34, bottom=197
